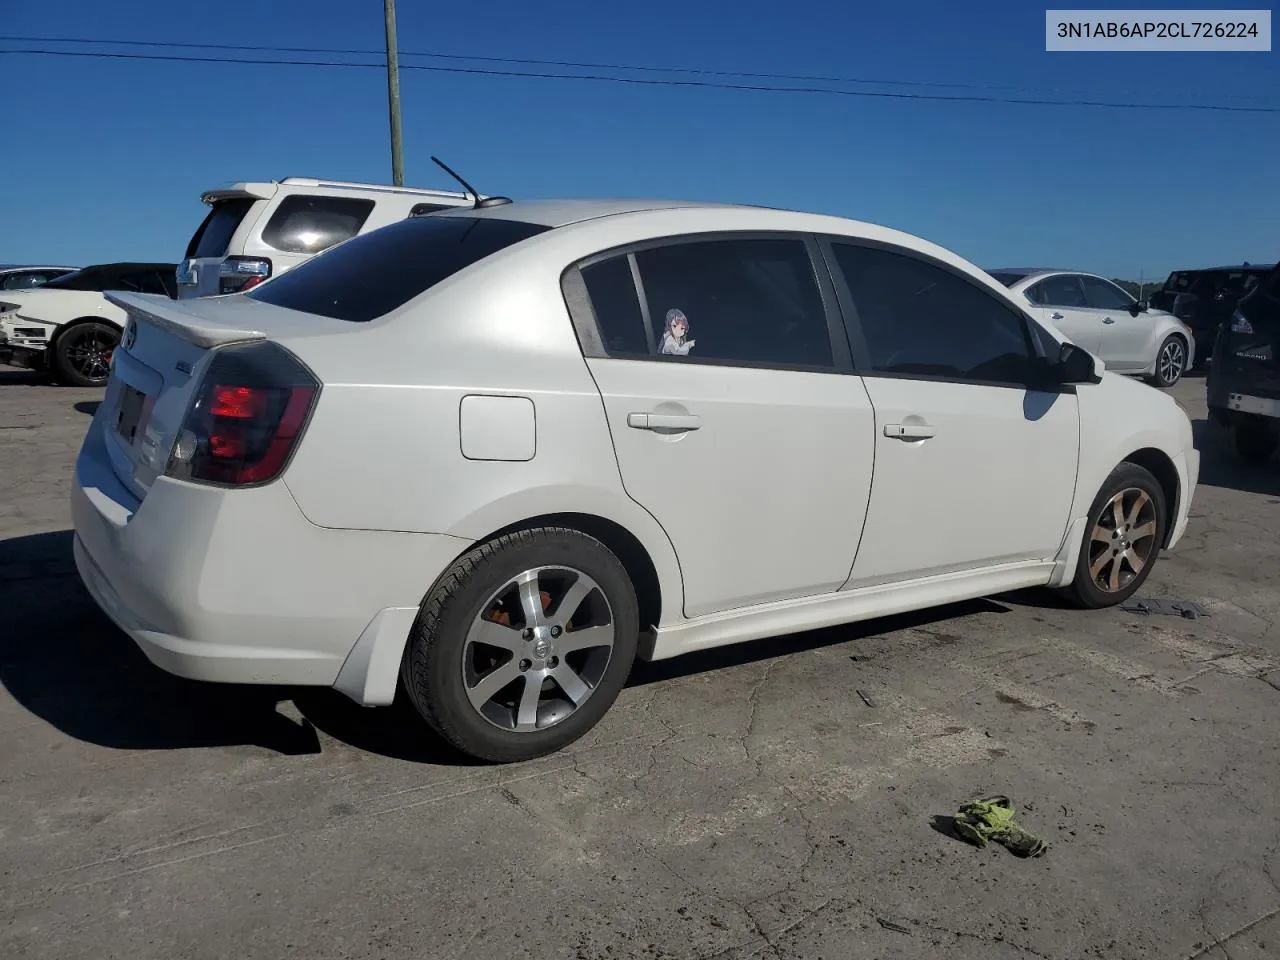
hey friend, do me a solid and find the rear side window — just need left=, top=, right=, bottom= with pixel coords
left=247, top=215, right=551, bottom=322
left=261, top=195, right=376, bottom=254
left=189, top=199, right=257, bottom=259
left=1032, top=275, right=1089, bottom=308
left=581, top=257, right=649, bottom=355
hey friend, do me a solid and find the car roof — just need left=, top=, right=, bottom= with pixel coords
left=428, top=197, right=757, bottom=228
left=72, top=262, right=177, bottom=272
left=1175, top=264, right=1277, bottom=273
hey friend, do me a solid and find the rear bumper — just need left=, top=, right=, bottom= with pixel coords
left=72, top=415, right=472, bottom=698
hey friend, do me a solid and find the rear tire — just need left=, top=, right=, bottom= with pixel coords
left=1063, top=462, right=1166, bottom=609
left=1235, top=421, right=1278, bottom=466
left=1145, top=334, right=1187, bottom=389
left=401, top=527, right=639, bottom=763
left=52, top=321, right=119, bottom=387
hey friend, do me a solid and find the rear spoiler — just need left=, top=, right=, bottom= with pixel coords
left=106, top=293, right=267, bottom=349
left=200, top=183, right=278, bottom=204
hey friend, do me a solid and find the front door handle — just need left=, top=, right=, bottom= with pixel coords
left=1103, top=317, right=1115, bottom=324
left=627, top=412, right=702, bottom=431
left=1050, top=311, right=1064, bottom=320
left=884, top=423, right=937, bottom=440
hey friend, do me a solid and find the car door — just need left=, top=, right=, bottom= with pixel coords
left=821, top=239, right=1080, bottom=587
left=566, top=233, right=876, bottom=619
left=1081, top=275, right=1149, bottom=371
left=1026, top=274, right=1102, bottom=356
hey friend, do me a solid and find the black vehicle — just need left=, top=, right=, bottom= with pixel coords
left=1207, top=262, right=1280, bottom=464
left=1151, top=264, right=1274, bottom=368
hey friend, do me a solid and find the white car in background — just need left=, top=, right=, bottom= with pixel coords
left=0, top=264, right=79, bottom=290
left=0, top=262, right=176, bottom=386
left=177, top=176, right=477, bottom=298
left=988, top=268, right=1195, bottom=388
left=74, top=199, right=1198, bottom=764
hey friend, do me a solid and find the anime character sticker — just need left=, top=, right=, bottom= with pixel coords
left=659, top=308, right=696, bottom=356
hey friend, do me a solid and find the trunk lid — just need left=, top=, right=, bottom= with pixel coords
left=99, top=292, right=296, bottom=499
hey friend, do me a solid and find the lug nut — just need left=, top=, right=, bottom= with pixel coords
left=519, top=659, right=532, bottom=671
left=551, top=625, right=562, bottom=638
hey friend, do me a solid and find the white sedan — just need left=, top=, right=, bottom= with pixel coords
left=72, top=199, right=1199, bottom=763
left=0, top=262, right=176, bottom=386
left=987, top=268, right=1196, bottom=388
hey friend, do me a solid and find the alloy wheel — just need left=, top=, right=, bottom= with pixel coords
left=1158, top=339, right=1185, bottom=385
left=1087, top=487, right=1159, bottom=593
left=462, top=566, right=616, bottom=733
left=63, top=327, right=117, bottom=381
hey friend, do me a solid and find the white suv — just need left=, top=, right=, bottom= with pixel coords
left=175, top=177, right=475, bottom=298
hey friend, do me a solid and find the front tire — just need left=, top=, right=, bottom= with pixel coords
left=1064, top=463, right=1166, bottom=609
left=401, top=527, right=640, bottom=763
left=1145, top=335, right=1187, bottom=389
left=52, top=321, right=119, bottom=387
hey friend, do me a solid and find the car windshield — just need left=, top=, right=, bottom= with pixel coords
left=246, top=215, right=553, bottom=323
left=986, top=271, right=1025, bottom=288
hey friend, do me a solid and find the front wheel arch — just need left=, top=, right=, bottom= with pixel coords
left=49, top=318, right=121, bottom=386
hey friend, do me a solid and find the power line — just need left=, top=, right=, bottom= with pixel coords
left=1, top=32, right=1274, bottom=104
left=2, top=46, right=1277, bottom=114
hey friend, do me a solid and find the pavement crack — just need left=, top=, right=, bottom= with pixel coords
left=740, top=659, right=779, bottom=774
left=1185, top=905, right=1280, bottom=959
left=912, top=919, right=1057, bottom=959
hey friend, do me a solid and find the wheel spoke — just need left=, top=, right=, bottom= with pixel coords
left=465, top=661, right=522, bottom=712
left=516, top=571, right=547, bottom=629
left=1130, top=520, right=1156, bottom=541
left=1091, top=525, right=1112, bottom=544
left=1090, top=551, right=1111, bottom=579
left=552, top=573, right=595, bottom=625
left=556, top=624, right=614, bottom=654
left=1125, top=491, right=1150, bottom=527
left=1110, top=496, right=1126, bottom=530
left=551, top=664, right=591, bottom=705
left=1108, top=556, right=1123, bottom=592
left=465, top=617, right=524, bottom=655
left=1126, top=549, right=1146, bottom=576
left=515, top=674, right=543, bottom=731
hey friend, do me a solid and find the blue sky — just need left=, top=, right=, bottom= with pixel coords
left=1, top=0, right=1276, bottom=280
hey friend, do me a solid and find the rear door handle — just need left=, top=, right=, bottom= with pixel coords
left=1050, top=312, right=1064, bottom=320
left=627, top=412, right=702, bottom=431
left=884, top=423, right=937, bottom=440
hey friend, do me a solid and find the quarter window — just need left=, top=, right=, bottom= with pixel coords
left=830, top=243, right=1036, bottom=385
left=1080, top=275, right=1133, bottom=310
left=583, top=237, right=833, bottom=369
left=1032, top=275, right=1089, bottom=308
left=261, top=195, right=376, bottom=255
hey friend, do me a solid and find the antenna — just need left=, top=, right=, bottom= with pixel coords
left=429, top=156, right=512, bottom=209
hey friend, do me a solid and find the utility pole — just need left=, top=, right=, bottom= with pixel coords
left=383, top=0, right=405, bottom=186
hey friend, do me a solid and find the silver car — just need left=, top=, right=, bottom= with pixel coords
left=988, top=268, right=1195, bottom=388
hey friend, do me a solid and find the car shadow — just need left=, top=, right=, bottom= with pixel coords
left=1192, top=417, right=1280, bottom=496
left=0, top=368, right=45, bottom=386
left=0, top=529, right=475, bottom=765
left=2, top=530, right=1016, bottom=765
left=74, top=401, right=100, bottom=417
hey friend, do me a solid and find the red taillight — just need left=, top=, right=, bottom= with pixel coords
left=239, top=274, right=266, bottom=292
left=166, top=341, right=320, bottom=487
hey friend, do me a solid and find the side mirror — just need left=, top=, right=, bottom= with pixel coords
left=1057, top=341, right=1102, bottom=385
left=1128, top=299, right=1149, bottom=317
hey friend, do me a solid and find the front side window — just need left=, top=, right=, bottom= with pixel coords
left=1080, top=275, right=1134, bottom=310
left=247, top=215, right=551, bottom=322
left=831, top=243, right=1036, bottom=385
left=261, top=195, right=376, bottom=255
left=583, top=237, right=833, bottom=369
left=1032, top=275, right=1089, bottom=308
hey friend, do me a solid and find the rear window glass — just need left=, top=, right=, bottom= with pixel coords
left=190, top=199, right=257, bottom=259
left=261, top=195, right=376, bottom=255
left=246, top=216, right=552, bottom=322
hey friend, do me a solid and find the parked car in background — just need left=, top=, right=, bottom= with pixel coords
left=988, top=268, right=1195, bottom=388
left=75, top=199, right=1198, bottom=763
left=1150, top=264, right=1274, bottom=368
left=176, top=176, right=476, bottom=299
left=1207, top=262, right=1280, bottom=464
left=0, top=264, right=78, bottom=290
left=0, top=262, right=176, bottom=386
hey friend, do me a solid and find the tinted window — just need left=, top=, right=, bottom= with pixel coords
left=248, top=215, right=551, bottom=322
left=261, top=195, right=376, bottom=255
left=1032, top=275, right=1089, bottom=308
left=44, top=267, right=106, bottom=291
left=831, top=243, right=1035, bottom=384
left=2, top=271, right=66, bottom=290
left=190, top=198, right=257, bottom=259
left=1080, top=276, right=1133, bottom=310
left=581, top=257, right=649, bottom=355
left=629, top=238, right=833, bottom=368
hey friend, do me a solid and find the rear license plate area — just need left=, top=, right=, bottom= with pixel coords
left=115, top=385, right=150, bottom=446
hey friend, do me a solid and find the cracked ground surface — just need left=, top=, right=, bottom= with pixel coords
left=2, top=367, right=1279, bottom=959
